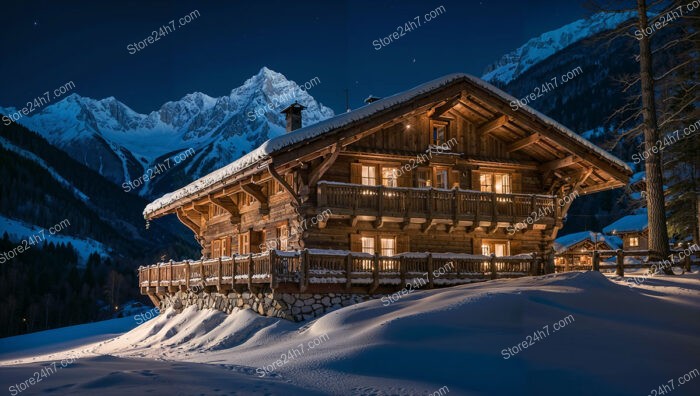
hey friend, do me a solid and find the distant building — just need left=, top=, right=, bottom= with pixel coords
left=554, top=231, right=621, bottom=270
left=603, top=210, right=648, bottom=251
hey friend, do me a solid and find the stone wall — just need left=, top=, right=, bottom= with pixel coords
left=159, top=289, right=380, bottom=321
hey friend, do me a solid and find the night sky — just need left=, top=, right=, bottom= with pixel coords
left=1, top=0, right=590, bottom=114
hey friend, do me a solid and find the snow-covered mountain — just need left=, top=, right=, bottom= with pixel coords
left=0, top=67, right=334, bottom=197
left=482, top=11, right=636, bottom=85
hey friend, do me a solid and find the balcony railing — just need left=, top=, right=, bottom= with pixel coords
left=139, top=249, right=543, bottom=294
left=316, top=181, right=559, bottom=225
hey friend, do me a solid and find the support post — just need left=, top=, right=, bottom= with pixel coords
left=427, top=253, right=434, bottom=288
left=490, top=253, right=497, bottom=280
left=147, top=265, right=152, bottom=287
left=616, top=249, right=624, bottom=277
left=592, top=251, right=600, bottom=272
left=169, top=260, right=174, bottom=287
left=547, top=250, right=555, bottom=274
left=157, top=263, right=161, bottom=287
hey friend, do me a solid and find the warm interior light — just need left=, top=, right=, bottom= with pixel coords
left=406, top=124, right=411, bottom=129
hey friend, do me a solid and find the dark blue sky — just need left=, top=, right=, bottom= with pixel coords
left=1, top=0, right=590, bottom=114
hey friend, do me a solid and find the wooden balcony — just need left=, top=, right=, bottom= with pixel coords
left=139, top=249, right=543, bottom=296
left=316, top=181, right=559, bottom=229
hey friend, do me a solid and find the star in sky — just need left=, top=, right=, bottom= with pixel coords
left=33, top=21, right=39, bottom=27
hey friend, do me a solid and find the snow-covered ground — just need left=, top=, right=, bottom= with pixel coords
left=1, top=270, right=699, bottom=395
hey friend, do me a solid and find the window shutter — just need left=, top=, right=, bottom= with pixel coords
left=250, top=231, right=263, bottom=253
left=396, top=235, right=410, bottom=254
left=350, top=163, right=362, bottom=184
left=511, top=172, right=522, bottom=194
left=350, top=233, right=362, bottom=252
left=471, top=170, right=480, bottom=191
left=224, top=236, right=232, bottom=256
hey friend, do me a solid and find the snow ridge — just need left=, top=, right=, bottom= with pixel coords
left=482, top=11, right=636, bottom=85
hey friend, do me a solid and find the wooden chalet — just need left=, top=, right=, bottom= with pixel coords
left=553, top=231, right=621, bottom=271
left=603, top=211, right=649, bottom=251
left=139, top=74, right=631, bottom=317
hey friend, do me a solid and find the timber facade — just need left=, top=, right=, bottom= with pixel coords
left=140, top=74, right=631, bottom=320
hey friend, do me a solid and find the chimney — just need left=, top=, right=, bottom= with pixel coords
left=364, top=95, right=381, bottom=104
left=281, top=102, right=306, bottom=132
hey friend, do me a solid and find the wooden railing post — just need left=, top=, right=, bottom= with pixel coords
left=427, top=188, right=433, bottom=219
left=157, top=263, right=161, bottom=287
left=147, top=266, right=151, bottom=287
left=592, top=251, right=600, bottom=272
left=372, top=253, right=380, bottom=292
left=427, top=253, right=434, bottom=288
left=530, top=195, right=536, bottom=218
left=185, top=261, right=191, bottom=290
left=248, top=254, right=254, bottom=290
left=399, top=256, right=406, bottom=287
left=377, top=185, right=383, bottom=219
left=491, top=192, right=498, bottom=223
left=217, top=257, right=222, bottom=290
left=490, top=253, right=497, bottom=280
left=270, top=250, right=278, bottom=289
left=345, top=253, right=353, bottom=290
left=200, top=259, right=205, bottom=288
left=169, top=260, right=174, bottom=287
left=299, top=249, right=309, bottom=292
left=529, top=253, right=538, bottom=276
left=616, top=249, right=624, bottom=277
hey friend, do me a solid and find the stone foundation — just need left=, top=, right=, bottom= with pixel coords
left=159, top=289, right=380, bottom=321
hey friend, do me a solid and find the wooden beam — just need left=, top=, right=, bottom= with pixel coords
left=539, top=155, right=580, bottom=172
left=308, top=143, right=340, bottom=186
left=477, top=114, right=509, bottom=136
left=176, top=208, right=200, bottom=236
left=209, top=194, right=240, bottom=224
left=267, top=164, right=301, bottom=207
left=507, top=133, right=541, bottom=153
left=427, top=94, right=461, bottom=119
left=241, top=182, right=269, bottom=214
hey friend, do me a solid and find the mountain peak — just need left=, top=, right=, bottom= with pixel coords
left=482, top=11, right=636, bottom=85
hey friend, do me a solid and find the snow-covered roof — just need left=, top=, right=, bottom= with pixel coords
left=144, top=73, right=631, bottom=217
left=554, top=231, right=622, bottom=253
left=603, top=214, right=649, bottom=234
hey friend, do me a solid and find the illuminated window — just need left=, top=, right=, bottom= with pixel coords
left=361, top=165, right=377, bottom=186
left=380, top=237, right=396, bottom=256
left=480, top=173, right=492, bottom=192
left=382, top=167, right=399, bottom=187
left=481, top=244, right=490, bottom=256
left=435, top=168, right=449, bottom=189
left=629, top=237, right=639, bottom=247
left=361, top=236, right=375, bottom=254
left=481, top=240, right=510, bottom=257
left=417, top=169, right=431, bottom=187
left=480, top=173, right=511, bottom=194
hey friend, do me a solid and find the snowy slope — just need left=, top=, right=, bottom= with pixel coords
left=2, top=271, right=699, bottom=395
left=0, top=67, right=334, bottom=197
left=0, top=215, right=108, bottom=266
left=482, top=12, right=636, bottom=85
